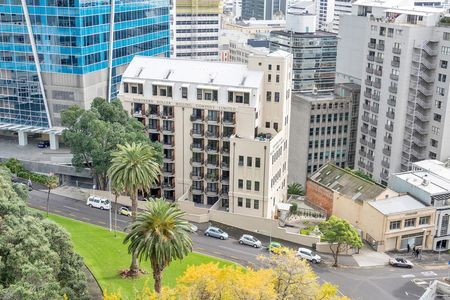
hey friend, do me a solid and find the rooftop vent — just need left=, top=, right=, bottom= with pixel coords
left=164, top=69, right=173, bottom=79
left=240, top=75, right=247, bottom=86
left=136, top=67, right=144, bottom=77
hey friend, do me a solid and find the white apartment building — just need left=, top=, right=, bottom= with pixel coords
left=337, top=0, right=450, bottom=184
left=316, top=0, right=335, bottom=32
left=119, top=51, right=293, bottom=219
left=174, top=0, right=222, bottom=60
left=389, top=159, right=450, bottom=250
left=219, top=30, right=270, bottom=63
left=332, top=0, right=355, bottom=33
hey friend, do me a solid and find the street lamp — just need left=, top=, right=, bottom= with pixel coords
left=255, top=228, right=272, bottom=245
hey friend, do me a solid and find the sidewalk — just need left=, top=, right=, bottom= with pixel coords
left=49, top=185, right=149, bottom=210
left=352, top=245, right=390, bottom=267
left=389, top=250, right=450, bottom=267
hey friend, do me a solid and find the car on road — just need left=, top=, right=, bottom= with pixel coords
left=37, top=141, right=50, bottom=148
left=239, top=234, right=262, bottom=248
left=268, top=242, right=288, bottom=254
left=118, top=206, right=132, bottom=216
left=204, top=226, right=228, bottom=240
left=296, top=247, right=321, bottom=264
left=188, top=223, right=198, bottom=233
left=389, top=257, right=413, bottom=268
left=86, top=196, right=111, bottom=210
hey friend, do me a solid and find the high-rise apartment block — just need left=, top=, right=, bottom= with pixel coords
left=241, top=0, right=287, bottom=20
left=338, top=0, right=450, bottom=184
left=119, top=51, right=292, bottom=218
left=270, top=8, right=337, bottom=93
left=332, top=0, right=355, bottom=33
left=289, top=83, right=360, bottom=184
left=0, top=0, right=170, bottom=130
left=174, top=0, right=222, bottom=60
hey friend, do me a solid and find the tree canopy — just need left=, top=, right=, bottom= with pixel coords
left=61, top=97, right=162, bottom=190
left=288, top=183, right=305, bottom=196
left=319, top=216, right=363, bottom=267
left=0, top=167, right=89, bottom=299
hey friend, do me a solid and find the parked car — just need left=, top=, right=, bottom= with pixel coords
left=296, top=247, right=321, bottom=264
left=37, top=141, right=50, bottom=148
left=239, top=234, right=262, bottom=248
left=204, top=226, right=228, bottom=240
left=86, top=196, right=111, bottom=210
left=118, top=206, right=132, bottom=216
left=188, top=223, right=198, bottom=233
left=268, top=242, right=287, bottom=254
left=389, top=257, right=413, bottom=268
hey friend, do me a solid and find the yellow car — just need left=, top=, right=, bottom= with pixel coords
left=119, top=206, right=132, bottom=217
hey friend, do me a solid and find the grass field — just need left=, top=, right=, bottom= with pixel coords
left=47, top=214, right=234, bottom=299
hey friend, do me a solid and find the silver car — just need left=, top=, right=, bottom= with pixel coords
left=239, top=234, right=262, bottom=248
left=204, top=226, right=229, bottom=240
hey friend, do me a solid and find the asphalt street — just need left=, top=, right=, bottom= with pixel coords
left=28, top=189, right=450, bottom=300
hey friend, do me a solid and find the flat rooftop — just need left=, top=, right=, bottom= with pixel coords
left=392, top=171, right=450, bottom=195
left=369, top=195, right=428, bottom=215
left=271, top=29, right=337, bottom=38
left=413, top=160, right=450, bottom=181
left=123, top=56, right=264, bottom=89
left=310, top=164, right=386, bottom=202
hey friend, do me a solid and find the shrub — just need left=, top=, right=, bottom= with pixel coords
left=289, top=203, right=298, bottom=215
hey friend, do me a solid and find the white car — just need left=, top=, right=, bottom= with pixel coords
left=86, top=196, right=111, bottom=210
left=239, top=234, right=262, bottom=248
left=296, top=247, right=321, bottom=264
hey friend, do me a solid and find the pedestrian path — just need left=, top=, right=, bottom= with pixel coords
left=352, top=245, right=390, bottom=267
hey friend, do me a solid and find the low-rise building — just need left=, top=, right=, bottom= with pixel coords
left=223, top=19, right=286, bottom=36
left=389, top=159, right=450, bottom=250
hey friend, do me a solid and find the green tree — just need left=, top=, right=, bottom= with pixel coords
left=318, top=216, right=363, bottom=267
left=108, top=142, right=161, bottom=276
left=288, top=183, right=305, bottom=196
left=46, top=175, right=59, bottom=217
left=61, top=97, right=161, bottom=190
left=124, top=199, right=192, bottom=293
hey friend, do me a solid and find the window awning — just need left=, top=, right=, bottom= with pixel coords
left=123, top=79, right=145, bottom=84
left=197, top=85, right=219, bottom=90
left=152, top=81, right=174, bottom=86
left=228, top=87, right=252, bottom=93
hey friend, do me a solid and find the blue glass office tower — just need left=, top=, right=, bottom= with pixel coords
left=0, top=0, right=170, bottom=128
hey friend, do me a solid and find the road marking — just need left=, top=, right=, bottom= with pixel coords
left=402, top=274, right=415, bottom=278
left=63, top=206, right=80, bottom=211
left=421, top=271, right=437, bottom=277
left=213, top=251, right=222, bottom=255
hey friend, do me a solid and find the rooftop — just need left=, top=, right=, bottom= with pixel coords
left=309, top=164, right=386, bottom=202
left=391, top=172, right=450, bottom=195
left=122, top=56, right=264, bottom=89
left=413, top=160, right=450, bottom=181
left=368, top=195, right=428, bottom=215
left=271, top=29, right=337, bottom=38
left=292, top=92, right=346, bottom=103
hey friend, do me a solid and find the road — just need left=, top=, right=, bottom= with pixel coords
left=29, top=189, right=449, bottom=299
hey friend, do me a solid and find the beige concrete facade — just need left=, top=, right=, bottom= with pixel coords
left=119, top=51, right=292, bottom=219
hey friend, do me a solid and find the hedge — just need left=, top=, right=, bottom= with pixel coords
left=2, top=158, right=50, bottom=185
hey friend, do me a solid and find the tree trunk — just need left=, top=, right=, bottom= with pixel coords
left=46, top=188, right=51, bottom=217
left=114, top=193, right=118, bottom=237
left=152, top=261, right=164, bottom=294
left=333, top=245, right=340, bottom=267
left=129, top=191, right=139, bottom=276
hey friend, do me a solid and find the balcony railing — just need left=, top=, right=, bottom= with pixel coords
left=382, top=148, right=391, bottom=156
left=391, top=60, right=400, bottom=68
left=190, top=115, right=204, bottom=122
left=369, top=130, right=377, bottom=138
left=206, top=131, right=219, bottom=139
left=223, top=118, right=236, bottom=125
left=385, top=124, right=393, bottom=132
left=386, top=111, right=395, bottom=119
left=364, top=91, right=372, bottom=99
left=374, top=69, right=382, bottom=76
left=361, top=126, right=369, bottom=134
left=367, top=55, right=375, bottom=61
left=384, top=136, right=392, bottom=144
left=388, top=86, right=397, bottom=94
left=390, top=74, right=399, bottom=81
left=359, top=149, right=366, bottom=157
left=392, top=47, right=401, bottom=54
left=375, top=57, right=383, bottom=63
left=372, top=94, right=380, bottom=101
left=368, top=141, right=376, bottom=149
left=387, top=98, right=396, bottom=107
left=190, top=129, right=204, bottom=137
left=366, top=67, right=374, bottom=74
left=368, top=42, right=376, bottom=49
left=365, top=79, right=373, bottom=86
left=360, top=138, right=368, bottom=146
left=376, top=44, right=385, bottom=51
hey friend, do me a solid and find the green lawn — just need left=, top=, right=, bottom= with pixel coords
left=47, top=214, right=234, bottom=299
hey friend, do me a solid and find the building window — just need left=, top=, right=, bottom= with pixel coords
left=274, top=122, right=279, bottom=131
left=435, top=100, right=442, bottom=109
left=255, top=157, right=261, bottom=168
left=430, top=151, right=437, bottom=159
left=275, top=92, right=280, bottom=102
left=255, top=181, right=260, bottom=191
left=276, top=65, right=280, bottom=71
left=266, top=91, right=272, bottom=101
left=441, top=60, right=448, bottom=69
left=197, top=89, right=202, bottom=100
left=238, top=197, right=243, bottom=207
left=238, top=179, right=243, bottom=189
left=431, top=139, right=438, bottom=147
left=434, top=113, right=442, bottom=122
left=265, top=122, right=270, bottom=128
left=390, top=220, right=401, bottom=230
left=182, top=87, right=188, bottom=99
left=247, top=157, right=252, bottom=167
left=438, top=74, right=447, bottom=82
left=268, top=74, right=271, bottom=82
left=431, top=126, right=440, bottom=135
left=246, top=180, right=251, bottom=190
left=419, top=216, right=430, bottom=225
left=444, top=32, right=450, bottom=41
left=436, top=87, right=445, bottom=96
left=268, top=64, right=272, bottom=70
left=404, top=218, right=415, bottom=227
left=239, top=156, right=244, bottom=166
left=246, top=198, right=251, bottom=208
left=441, top=46, right=450, bottom=55
left=152, top=85, right=157, bottom=96
left=254, top=199, right=259, bottom=209
left=228, top=91, right=233, bottom=102
left=276, top=75, right=279, bottom=83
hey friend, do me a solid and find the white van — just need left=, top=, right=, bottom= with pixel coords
left=86, top=196, right=111, bottom=210
left=296, top=247, right=321, bottom=264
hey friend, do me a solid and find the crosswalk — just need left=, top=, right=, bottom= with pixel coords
left=401, top=271, right=437, bottom=278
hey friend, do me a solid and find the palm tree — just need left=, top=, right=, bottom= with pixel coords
left=124, top=198, right=192, bottom=293
left=107, top=142, right=161, bottom=275
left=46, top=175, right=58, bottom=217
left=111, top=181, right=124, bottom=237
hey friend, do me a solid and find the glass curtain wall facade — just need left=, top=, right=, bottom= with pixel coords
left=270, top=31, right=337, bottom=93
left=0, top=0, right=170, bottom=128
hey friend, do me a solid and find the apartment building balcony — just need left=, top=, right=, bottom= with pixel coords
left=206, top=131, right=220, bottom=139
left=221, top=148, right=230, bottom=156
left=147, top=111, right=160, bottom=119
left=221, top=133, right=232, bottom=141
left=363, top=103, right=371, bottom=111
left=163, top=169, right=175, bottom=177
left=369, top=129, right=377, bottom=138
left=205, top=174, right=219, bottom=182
left=375, top=57, right=383, bottom=63
left=206, top=161, right=220, bottom=169
left=387, top=98, right=396, bottom=107
left=361, top=126, right=369, bottom=134
left=374, top=69, right=382, bottom=76
left=365, top=79, right=373, bottom=87
left=191, top=143, right=204, bottom=152
left=160, top=114, right=174, bottom=120
left=371, top=105, right=379, bottom=113
left=367, top=153, right=375, bottom=161
left=367, top=55, right=375, bottom=62
left=190, top=172, right=204, bottom=180
left=368, top=141, right=376, bottom=149
left=361, top=115, right=370, bottom=123
left=190, top=129, right=204, bottom=138
left=163, top=156, right=175, bottom=163
left=360, top=138, right=368, bottom=146
left=221, top=161, right=230, bottom=170
left=380, top=171, right=389, bottom=181
left=359, top=149, right=367, bottom=157
left=384, top=136, right=392, bottom=144
left=392, top=47, right=401, bottom=55
left=366, top=67, right=374, bottom=74
left=390, top=74, right=399, bottom=81
left=411, top=146, right=426, bottom=160
left=163, top=141, right=175, bottom=149
left=190, top=158, right=203, bottom=167
left=161, top=127, right=175, bottom=135
left=368, top=42, right=376, bottom=49
left=372, top=94, right=380, bottom=101
left=386, top=111, right=395, bottom=119
left=358, top=160, right=366, bottom=168
left=222, top=118, right=236, bottom=126
left=147, top=125, right=159, bottom=133
left=190, top=115, right=204, bottom=123
left=370, top=118, right=378, bottom=126
left=162, top=182, right=175, bottom=190
left=391, top=60, right=400, bottom=68
left=206, top=146, right=219, bottom=154
left=381, top=160, right=390, bottom=168
left=191, top=186, right=204, bottom=195
left=363, top=91, right=372, bottom=99
left=385, top=124, right=393, bottom=132
left=207, top=116, right=220, bottom=124
left=366, top=164, right=374, bottom=172
left=206, top=189, right=219, bottom=196
left=388, top=86, right=397, bottom=94
left=376, top=44, right=385, bottom=51
left=373, top=81, right=381, bottom=89
left=220, top=192, right=229, bottom=199
left=383, top=148, right=391, bottom=156
left=412, top=135, right=427, bottom=147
